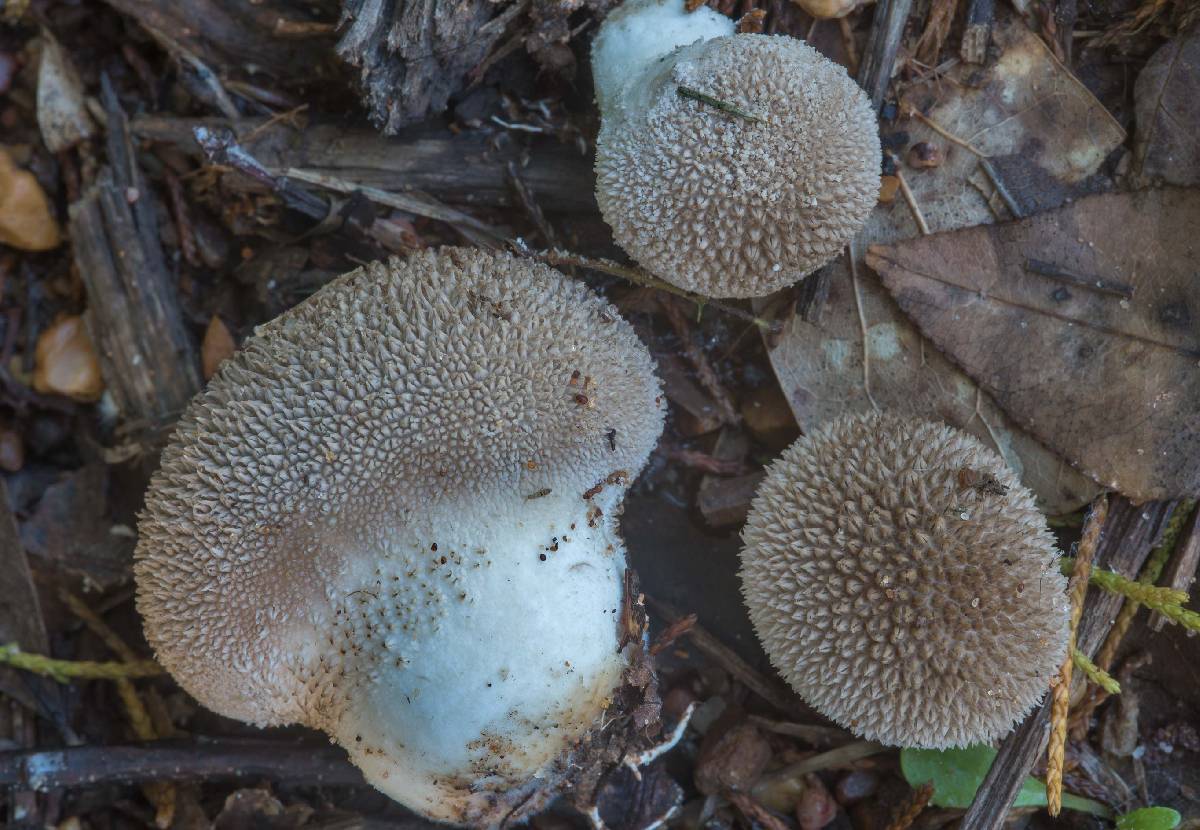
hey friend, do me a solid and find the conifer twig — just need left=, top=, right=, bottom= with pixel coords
left=1071, top=648, right=1120, bottom=694
left=0, top=644, right=164, bottom=682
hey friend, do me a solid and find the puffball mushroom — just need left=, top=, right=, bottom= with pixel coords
left=739, top=412, right=1070, bottom=748
left=135, top=248, right=665, bottom=825
left=591, top=0, right=881, bottom=298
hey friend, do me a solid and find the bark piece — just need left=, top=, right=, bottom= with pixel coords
left=132, top=116, right=597, bottom=214
left=69, top=79, right=202, bottom=433
left=868, top=188, right=1200, bottom=501
left=337, top=0, right=509, bottom=134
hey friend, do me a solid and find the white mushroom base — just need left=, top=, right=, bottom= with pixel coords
left=291, top=489, right=632, bottom=825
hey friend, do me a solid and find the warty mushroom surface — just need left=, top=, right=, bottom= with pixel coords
left=591, top=0, right=882, bottom=298
left=135, top=248, right=665, bottom=826
left=739, top=411, right=1070, bottom=748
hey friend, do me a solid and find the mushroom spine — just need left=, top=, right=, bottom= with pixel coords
left=135, top=249, right=665, bottom=826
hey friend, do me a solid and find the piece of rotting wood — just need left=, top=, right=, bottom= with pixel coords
left=1152, top=507, right=1200, bottom=632
left=961, top=0, right=995, bottom=63
left=70, top=77, right=201, bottom=434
left=960, top=497, right=1179, bottom=830
left=857, top=0, right=916, bottom=108
left=132, top=116, right=598, bottom=214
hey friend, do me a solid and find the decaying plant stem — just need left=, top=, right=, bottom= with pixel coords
left=1047, top=494, right=1107, bottom=815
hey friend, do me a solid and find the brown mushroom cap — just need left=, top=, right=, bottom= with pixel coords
left=595, top=34, right=881, bottom=298
left=739, top=411, right=1069, bottom=748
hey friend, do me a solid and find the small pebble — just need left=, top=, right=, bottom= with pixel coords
left=33, top=315, right=104, bottom=401
left=796, top=774, right=838, bottom=829
left=835, top=770, right=878, bottom=805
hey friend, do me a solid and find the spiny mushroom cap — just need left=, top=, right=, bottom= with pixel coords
left=594, top=33, right=881, bottom=298
left=739, top=412, right=1069, bottom=748
left=135, top=248, right=664, bottom=824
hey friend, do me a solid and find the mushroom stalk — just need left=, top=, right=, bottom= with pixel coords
left=591, top=0, right=733, bottom=113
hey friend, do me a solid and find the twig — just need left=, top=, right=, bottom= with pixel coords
left=1097, top=501, right=1195, bottom=666
left=1048, top=495, right=1108, bottom=816
left=528, top=250, right=781, bottom=334
left=857, top=0, right=916, bottom=107
left=285, top=166, right=506, bottom=249
left=886, top=782, right=935, bottom=830
left=839, top=17, right=860, bottom=75
left=1152, top=505, right=1200, bottom=631
left=894, top=166, right=931, bottom=235
left=676, top=86, right=762, bottom=122
left=961, top=0, right=995, bottom=63
left=0, top=739, right=363, bottom=791
left=746, top=717, right=853, bottom=748
left=0, top=644, right=163, bottom=682
left=646, top=596, right=803, bottom=717
left=649, top=614, right=698, bottom=656
left=753, top=741, right=887, bottom=793
left=659, top=295, right=739, bottom=425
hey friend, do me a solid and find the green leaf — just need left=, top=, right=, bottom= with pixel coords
left=1117, top=807, right=1182, bottom=830
left=899, top=746, right=1110, bottom=818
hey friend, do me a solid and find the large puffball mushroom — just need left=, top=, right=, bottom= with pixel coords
left=591, top=0, right=881, bottom=298
left=135, top=248, right=665, bottom=826
left=739, top=412, right=1070, bottom=748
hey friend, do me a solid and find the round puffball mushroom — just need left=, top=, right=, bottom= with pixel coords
left=135, top=248, right=665, bottom=826
left=591, top=0, right=881, bottom=298
left=739, top=412, right=1070, bottom=748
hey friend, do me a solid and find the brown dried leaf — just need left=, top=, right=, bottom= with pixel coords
left=867, top=188, right=1200, bottom=501
left=763, top=14, right=1121, bottom=515
left=1132, top=28, right=1200, bottom=187
left=33, top=315, right=104, bottom=402
left=201, top=315, right=236, bottom=381
left=36, top=33, right=95, bottom=153
left=0, top=148, right=61, bottom=251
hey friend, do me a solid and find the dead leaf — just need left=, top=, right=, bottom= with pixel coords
left=0, top=147, right=61, bottom=251
left=867, top=188, right=1200, bottom=501
left=201, top=315, right=236, bottom=380
left=19, top=462, right=134, bottom=588
left=763, top=14, right=1117, bottom=515
left=36, top=33, right=95, bottom=153
left=1132, top=27, right=1200, bottom=187
left=33, top=315, right=104, bottom=402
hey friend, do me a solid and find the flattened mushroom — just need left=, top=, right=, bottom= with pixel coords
left=739, top=412, right=1069, bottom=748
left=591, top=0, right=881, bottom=298
left=135, top=249, right=665, bottom=825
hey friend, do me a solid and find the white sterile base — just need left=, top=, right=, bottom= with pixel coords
left=307, top=489, right=631, bottom=826
left=590, top=0, right=733, bottom=113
